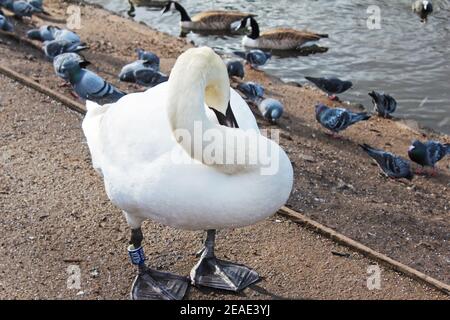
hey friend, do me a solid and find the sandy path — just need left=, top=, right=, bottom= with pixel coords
left=0, top=0, right=448, bottom=298
left=0, top=75, right=447, bottom=299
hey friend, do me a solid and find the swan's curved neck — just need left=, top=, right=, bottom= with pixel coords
left=167, top=48, right=250, bottom=173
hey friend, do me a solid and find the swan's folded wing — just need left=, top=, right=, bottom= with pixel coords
left=230, top=88, right=259, bottom=132
left=82, top=84, right=173, bottom=174
left=82, top=100, right=112, bottom=176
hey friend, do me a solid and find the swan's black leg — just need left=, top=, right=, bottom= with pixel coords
left=190, top=230, right=260, bottom=292
left=128, top=228, right=189, bottom=300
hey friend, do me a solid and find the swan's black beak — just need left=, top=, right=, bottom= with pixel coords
left=210, top=102, right=239, bottom=128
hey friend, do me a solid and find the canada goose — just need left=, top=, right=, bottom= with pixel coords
left=127, top=0, right=168, bottom=17
left=82, top=47, right=293, bottom=299
left=161, top=0, right=255, bottom=32
left=237, top=16, right=328, bottom=50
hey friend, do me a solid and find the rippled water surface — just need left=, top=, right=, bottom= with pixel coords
left=87, top=0, right=450, bottom=134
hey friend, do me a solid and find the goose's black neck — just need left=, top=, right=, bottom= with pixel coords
left=248, top=17, right=260, bottom=39
left=175, top=2, right=191, bottom=22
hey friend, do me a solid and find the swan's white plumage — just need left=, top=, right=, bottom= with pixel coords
left=82, top=48, right=293, bottom=230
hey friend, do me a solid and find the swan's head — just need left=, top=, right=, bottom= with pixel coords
left=167, top=47, right=233, bottom=129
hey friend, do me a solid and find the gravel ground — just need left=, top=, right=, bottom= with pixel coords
left=0, top=75, right=447, bottom=299
left=0, top=0, right=448, bottom=299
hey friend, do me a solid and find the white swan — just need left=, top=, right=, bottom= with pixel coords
left=82, top=47, right=293, bottom=300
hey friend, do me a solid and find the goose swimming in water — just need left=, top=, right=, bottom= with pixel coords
left=127, top=0, right=168, bottom=17
left=82, top=47, right=293, bottom=300
left=237, top=16, right=328, bottom=50
left=161, top=0, right=255, bottom=32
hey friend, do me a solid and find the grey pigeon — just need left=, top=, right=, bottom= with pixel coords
left=28, top=0, right=49, bottom=15
left=236, top=82, right=264, bottom=102
left=0, top=11, right=13, bottom=31
left=233, top=49, right=271, bottom=68
left=120, top=64, right=168, bottom=87
left=360, top=144, right=414, bottom=180
left=119, top=60, right=149, bottom=80
left=258, top=98, right=283, bottom=123
left=0, top=0, right=41, bottom=18
left=413, top=0, right=433, bottom=22
left=53, top=52, right=90, bottom=81
left=315, top=103, right=370, bottom=136
left=27, top=25, right=80, bottom=43
left=226, top=60, right=245, bottom=79
left=305, top=76, right=352, bottom=100
left=28, top=0, right=43, bottom=10
left=136, top=48, right=160, bottom=71
left=57, top=58, right=125, bottom=104
left=52, top=28, right=81, bottom=43
left=43, top=39, right=87, bottom=60
left=27, top=25, right=54, bottom=41
left=369, top=91, right=397, bottom=118
left=408, top=140, right=450, bottom=174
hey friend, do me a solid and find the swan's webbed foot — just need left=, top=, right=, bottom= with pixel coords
left=128, top=228, right=189, bottom=300
left=131, top=265, right=189, bottom=300
left=190, top=230, right=260, bottom=292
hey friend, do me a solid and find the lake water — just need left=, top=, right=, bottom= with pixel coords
left=86, top=0, right=450, bottom=135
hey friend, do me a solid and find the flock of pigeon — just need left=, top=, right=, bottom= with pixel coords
left=1, top=0, right=448, bottom=182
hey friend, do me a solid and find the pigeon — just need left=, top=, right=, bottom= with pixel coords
left=43, top=39, right=88, bottom=60
left=119, top=62, right=168, bottom=88
left=305, top=76, right=353, bottom=100
left=408, top=140, right=450, bottom=174
left=315, top=103, right=370, bottom=137
left=368, top=91, right=397, bottom=118
left=27, top=25, right=80, bottom=43
left=53, top=52, right=90, bottom=81
left=236, top=82, right=264, bottom=102
left=413, top=0, right=433, bottom=22
left=360, top=144, right=414, bottom=180
left=52, top=28, right=81, bottom=43
left=258, top=98, right=284, bottom=123
left=233, top=49, right=271, bottom=68
left=27, top=25, right=54, bottom=41
left=28, top=0, right=43, bottom=10
left=226, top=60, right=245, bottom=79
left=0, top=11, right=13, bottom=31
left=0, top=0, right=42, bottom=18
left=136, top=48, right=160, bottom=71
left=119, top=60, right=148, bottom=79
left=57, top=58, right=125, bottom=104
